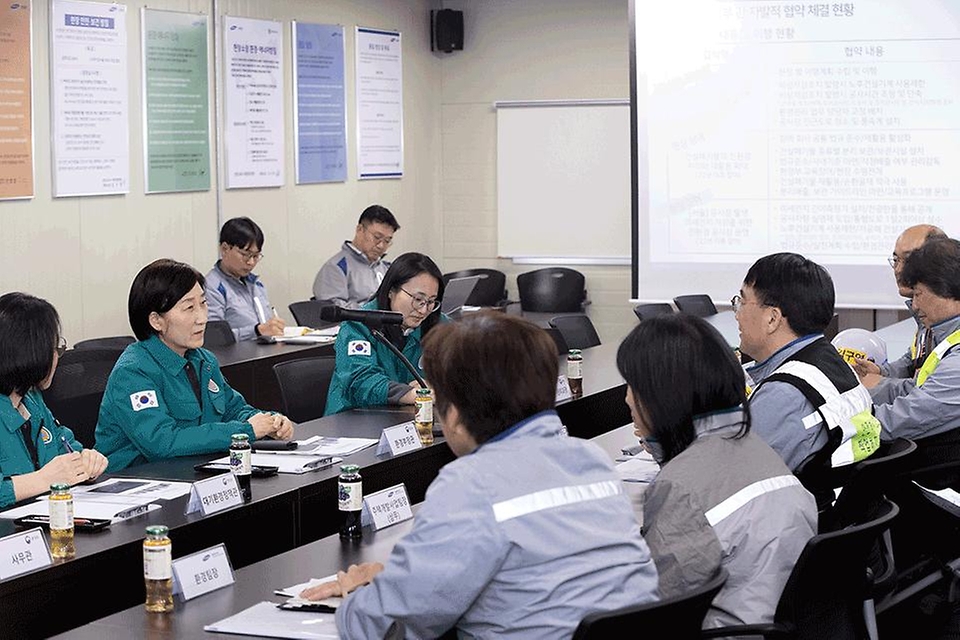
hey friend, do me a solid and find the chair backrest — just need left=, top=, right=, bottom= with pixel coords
left=73, top=336, right=135, bottom=351
left=288, top=299, right=337, bottom=329
left=272, top=356, right=337, bottom=423
left=41, top=348, right=124, bottom=448
left=633, top=303, right=674, bottom=322
left=672, top=294, right=718, bottom=317
left=543, top=326, right=569, bottom=355
left=824, top=313, right=840, bottom=341
left=442, top=269, right=507, bottom=307
left=773, top=498, right=899, bottom=640
left=203, top=320, right=236, bottom=348
left=517, top=268, right=586, bottom=313
left=549, top=315, right=601, bottom=349
left=573, top=569, right=727, bottom=640
left=827, top=438, right=917, bottom=529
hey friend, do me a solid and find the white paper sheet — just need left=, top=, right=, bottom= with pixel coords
left=294, top=436, right=378, bottom=457
left=204, top=601, right=338, bottom=639
left=274, top=572, right=343, bottom=609
left=207, top=454, right=341, bottom=475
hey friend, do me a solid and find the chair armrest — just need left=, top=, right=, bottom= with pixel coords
left=700, top=622, right=793, bottom=638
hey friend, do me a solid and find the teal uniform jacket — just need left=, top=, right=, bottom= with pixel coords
left=325, top=303, right=446, bottom=416
left=0, top=389, right=83, bottom=509
left=95, top=335, right=258, bottom=472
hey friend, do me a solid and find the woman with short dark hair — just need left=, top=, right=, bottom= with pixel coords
left=95, top=259, right=294, bottom=472
left=0, top=292, right=107, bottom=508
left=617, top=313, right=817, bottom=628
left=303, top=313, right=659, bottom=638
left=325, top=252, right=447, bottom=414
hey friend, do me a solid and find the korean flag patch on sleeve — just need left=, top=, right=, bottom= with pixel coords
left=348, top=340, right=372, bottom=356
left=130, top=390, right=159, bottom=411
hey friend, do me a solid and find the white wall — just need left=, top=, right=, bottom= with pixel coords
left=437, top=0, right=636, bottom=344
left=1, top=0, right=442, bottom=342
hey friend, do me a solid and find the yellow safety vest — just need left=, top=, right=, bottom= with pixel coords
left=916, top=329, right=960, bottom=387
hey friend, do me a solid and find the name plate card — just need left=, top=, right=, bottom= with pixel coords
left=376, top=422, right=423, bottom=456
left=172, top=543, right=236, bottom=601
left=0, top=528, right=51, bottom=580
left=185, top=474, right=243, bottom=516
left=360, top=483, right=413, bottom=531
left=555, top=375, right=573, bottom=402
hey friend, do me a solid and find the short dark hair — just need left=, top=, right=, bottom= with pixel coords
left=743, top=252, right=834, bottom=336
left=616, top=314, right=749, bottom=464
left=0, top=292, right=62, bottom=396
left=423, top=313, right=558, bottom=445
left=901, top=237, right=960, bottom=301
left=358, top=204, right=400, bottom=231
left=375, top=252, right=446, bottom=337
left=128, top=259, right=205, bottom=341
left=219, top=217, right=265, bottom=250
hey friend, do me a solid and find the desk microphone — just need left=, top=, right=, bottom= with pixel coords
left=319, top=305, right=404, bottom=328
left=319, top=305, right=428, bottom=389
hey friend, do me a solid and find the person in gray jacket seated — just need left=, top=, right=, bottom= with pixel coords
left=313, top=204, right=400, bottom=308
left=617, top=313, right=817, bottom=629
left=300, top=312, right=659, bottom=639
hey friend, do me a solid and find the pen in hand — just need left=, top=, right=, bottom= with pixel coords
left=60, top=436, right=76, bottom=454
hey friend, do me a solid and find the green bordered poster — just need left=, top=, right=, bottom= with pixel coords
left=141, top=9, right=210, bottom=193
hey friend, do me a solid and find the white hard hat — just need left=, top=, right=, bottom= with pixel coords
left=832, top=328, right=888, bottom=366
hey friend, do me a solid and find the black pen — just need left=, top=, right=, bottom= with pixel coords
left=60, top=436, right=76, bottom=454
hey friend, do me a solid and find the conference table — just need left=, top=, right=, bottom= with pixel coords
left=0, top=340, right=629, bottom=638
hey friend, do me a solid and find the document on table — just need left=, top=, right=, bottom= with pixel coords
left=615, top=451, right=660, bottom=484
left=204, top=600, right=338, bottom=638
left=274, top=573, right=343, bottom=608
left=294, top=436, right=378, bottom=457
left=0, top=491, right=161, bottom=523
left=207, top=453, right=341, bottom=474
left=73, top=478, right=193, bottom=500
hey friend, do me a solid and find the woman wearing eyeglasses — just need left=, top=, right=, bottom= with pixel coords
left=325, top=252, right=447, bottom=415
left=0, top=292, right=108, bottom=509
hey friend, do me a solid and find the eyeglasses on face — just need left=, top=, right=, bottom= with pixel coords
left=400, top=287, right=441, bottom=313
left=888, top=252, right=911, bottom=269
left=56, top=336, right=67, bottom=357
left=730, top=294, right=767, bottom=314
left=232, top=246, right=263, bottom=263
left=364, top=226, right=394, bottom=247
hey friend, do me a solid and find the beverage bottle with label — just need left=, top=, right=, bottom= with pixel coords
left=567, top=349, right=583, bottom=399
left=338, top=464, right=363, bottom=540
left=48, top=483, right=75, bottom=559
left=414, top=388, right=434, bottom=445
left=144, top=525, right=174, bottom=612
left=229, top=433, right=252, bottom=502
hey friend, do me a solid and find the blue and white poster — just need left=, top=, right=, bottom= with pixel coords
left=355, top=27, right=403, bottom=180
left=292, top=22, right=347, bottom=183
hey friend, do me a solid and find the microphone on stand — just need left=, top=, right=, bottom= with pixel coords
left=320, top=305, right=427, bottom=389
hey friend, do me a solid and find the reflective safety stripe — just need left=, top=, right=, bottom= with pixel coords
left=705, top=475, right=802, bottom=527
left=492, top=480, right=622, bottom=523
left=917, top=329, right=960, bottom=387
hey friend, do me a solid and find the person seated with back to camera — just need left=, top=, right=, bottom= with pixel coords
left=0, top=292, right=108, bottom=509
left=617, top=313, right=816, bottom=628
left=325, top=252, right=448, bottom=415
left=734, top=253, right=881, bottom=475
left=95, top=259, right=294, bottom=472
left=301, top=312, right=659, bottom=639
left=205, top=216, right=285, bottom=341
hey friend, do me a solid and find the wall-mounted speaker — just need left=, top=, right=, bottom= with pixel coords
left=431, top=9, right=463, bottom=53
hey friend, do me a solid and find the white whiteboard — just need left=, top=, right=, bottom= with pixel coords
left=496, top=102, right=630, bottom=262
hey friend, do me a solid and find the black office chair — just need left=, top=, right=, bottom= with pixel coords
left=272, top=356, right=337, bottom=423
left=73, top=335, right=135, bottom=351
left=204, top=320, right=236, bottom=348
left=516, top=268, right=589, bottom=313
left=442, top=269, right=509, bottom=307
left=289, top=300, right=337, bottom=329
left=549, top=315, right=601, bottom=349
left=42, top=348, right=124, bottom=448
left=701, top=498, right=899, bottom=640
left=573, top=569, right=727, bottom=640
left=543, top=326, right=569, bottom=355
left=824, top=314, right=840, bottom=341
left=673, top=294, right=718, bottom=317
left=634, top=303, right=674, bottom=322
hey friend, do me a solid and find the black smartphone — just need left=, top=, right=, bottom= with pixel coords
left=251, top=439, right=298, bottom=451
left=14, top=515, right=111, bottom=532
left=277, top=601, right=338, bottom=614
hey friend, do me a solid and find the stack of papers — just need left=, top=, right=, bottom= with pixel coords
left=615, top=452, right=660, bottom=484
left=207, top=453, right=341, bottom=475
left=295, top=436, right=378, bottom=457
left=0, top=490, right=161, bottom=523
left=204, top=601, right=338, bottom=639
left=74, top=478, right=193, bottom=501
left=275, top=573, right=343, bottom=609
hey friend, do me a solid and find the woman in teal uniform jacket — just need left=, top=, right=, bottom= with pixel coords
left=325, top=253, right=447, bottom=415
left=0, top=293, right=108, bottom=509
left=95, top=259, right=294, bottom=472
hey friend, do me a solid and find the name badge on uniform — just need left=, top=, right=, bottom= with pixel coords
left=130, top=390, right=159, bottom=411
left=208, top=379, right=220, bottom=393
left=348, top=340, right=371, bottom=356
